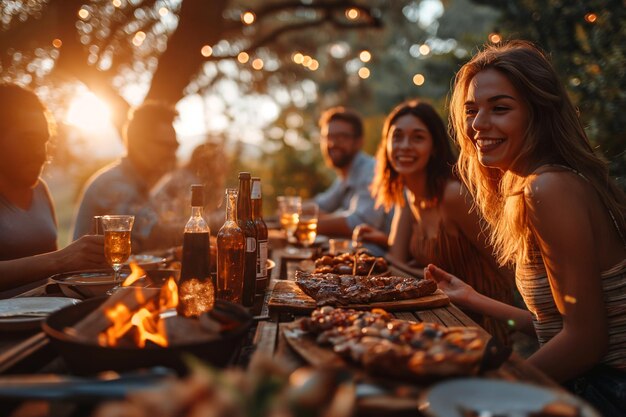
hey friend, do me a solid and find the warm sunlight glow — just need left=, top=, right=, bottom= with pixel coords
left=201, top=45, right=213, bottom=57
left=413, top=73, right=425, bottom=86
left=78, top=8, right=89, bottom=19
left=358, top=67, right=370, bottom=79
left=359, top=50, right=371, bottom=62
left=52, top=38, right=62, bottom=48
left=242, top=11, right=256, bottom=25
left=66, top=90, right=112, bottom=133
left=346, top=8, right=360, bottom=20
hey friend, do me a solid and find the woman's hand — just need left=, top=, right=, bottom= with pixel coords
left=352, top=224, right=388, bottom=248
left=53, top=235, right=107, bottom=272
left=424, top=264, right=476, bottom=308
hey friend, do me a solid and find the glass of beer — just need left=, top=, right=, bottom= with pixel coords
left=277, top=196, right=301, bottom=244
left=295, top=201, right=319, bottom=247
left=101, top=215, right=134, bottom=283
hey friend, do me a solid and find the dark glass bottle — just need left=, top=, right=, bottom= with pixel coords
left=251, top=177, right=269, bottom=294
left=237, top=173, right=257, bottom=307
left=178, top=184, right=214, bottom=317
left=217, top=188, right=245, bottom=303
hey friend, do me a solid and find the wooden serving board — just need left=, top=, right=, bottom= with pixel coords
left=268, top=280, right=449, bottom=313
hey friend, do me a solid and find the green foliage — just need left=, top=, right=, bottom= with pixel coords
left=470, top=0, right=626, bottom=186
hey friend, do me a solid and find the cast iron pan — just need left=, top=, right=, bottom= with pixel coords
left=42, top=297, right=252, bottom=376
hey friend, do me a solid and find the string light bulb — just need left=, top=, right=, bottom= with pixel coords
left=242, top=11, right=256, bottom=25
left=584, top=13, right=597, bottom=23
left=489, top=32, right=502, bottom=44
left=201, top=45, right=213, bottom=57
left=345, top=8, right=359, bottom=20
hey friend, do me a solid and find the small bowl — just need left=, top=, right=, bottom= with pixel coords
left=49, top=270, right=129, bottom=299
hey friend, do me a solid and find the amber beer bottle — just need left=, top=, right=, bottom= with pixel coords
left=177, top=184, right=215, bottom=317
left=237, top=173, right=257, bottom=307
left=217, top=188, right=245, bottom=303
left=251, top=177, right=269, bottom=294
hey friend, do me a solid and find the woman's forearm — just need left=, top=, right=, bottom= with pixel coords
left=465, top=291, right=535, bottom=335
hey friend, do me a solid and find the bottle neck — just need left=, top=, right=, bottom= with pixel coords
left=225, top=192, right=237, bottom=222
left=251, top=198, right=262, bottom=219
left=238, top=180, right=251, bottom=220
left=191, top=206, right=204, bottom=217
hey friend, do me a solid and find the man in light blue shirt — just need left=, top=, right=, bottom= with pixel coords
left=314, top=107, right=391, bottom=256
left=72, top=102, right=181, bottom=252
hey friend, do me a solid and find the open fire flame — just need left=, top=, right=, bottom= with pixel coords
left=100, top=263, right=178, bottom=348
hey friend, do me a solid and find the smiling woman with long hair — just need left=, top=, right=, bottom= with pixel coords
left=354, top=99, right=515, bottom=341
left=426, top=40, right=626, bottom=415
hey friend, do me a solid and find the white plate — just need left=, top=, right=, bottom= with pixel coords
left=0, top=297, right=80, bottom=331
left=424, top=378, right=600, bottom=417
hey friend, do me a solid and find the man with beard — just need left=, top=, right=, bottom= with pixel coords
left=0, top=83, right=106, bottom=294
left=72, top=102, right=181, bottom=252
left=314, top=107, right=391, bottom=256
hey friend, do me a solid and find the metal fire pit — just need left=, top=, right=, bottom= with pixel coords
left=42, top=297, right=252, bottom=376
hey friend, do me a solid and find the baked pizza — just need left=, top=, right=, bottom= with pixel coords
left=295, top=270, right=437, bottom=306
left=300, top=306, right=486, bottom=378
left=313, top=252, right=388, bottom=275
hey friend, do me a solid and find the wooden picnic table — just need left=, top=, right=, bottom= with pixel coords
left=0, top=242, right=560, bottom=417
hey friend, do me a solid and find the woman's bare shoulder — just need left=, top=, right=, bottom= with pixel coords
left=524, top=169, right=590, bottom=206
left=441, top=179, right=472, bottom=209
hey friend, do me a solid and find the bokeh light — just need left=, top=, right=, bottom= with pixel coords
left=201, top=45, right=213, bottom=57
left=584, top=13, right=597, bottom=23
left=359, top=50, right=371, bottom=62
left=238, top=52, right=249, bottom=63
left=242, top=11, right=256, bottom=25
left=158, top=7, right=169, bottom=17
left=489, top=32, right=502, bottom=44
left=252, top=58, right=264, bottom=70
left=412, top=73, right=425, bottom=86
left=292, top=52, right=304, bottom=64
left=358, top=67, right=370, bottom=79
left=78, top=8, right=89, bottom=19
left=52, top=38, right=62, bottom=48
left=112, top=0, right=121, bottom=7
left=345, top=8, right=359, bottom=20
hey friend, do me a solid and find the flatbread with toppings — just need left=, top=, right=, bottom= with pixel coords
left=300, top=306, right=486, bottom=379
left=295, top=270, right=437, bottom=306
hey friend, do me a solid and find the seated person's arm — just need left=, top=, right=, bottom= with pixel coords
left=386, top=204, right=424, bottom=277
left=318, top=184, right=386, bottom=238
left=0, top=235, right=107, bottom=291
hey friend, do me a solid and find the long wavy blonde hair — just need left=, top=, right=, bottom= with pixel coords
left=449, top=40, right=626, bottom=266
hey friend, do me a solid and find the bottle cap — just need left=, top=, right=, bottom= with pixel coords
left=191, top=184, right=204, bottom=207
left=238, top=172, right=251, bottom=179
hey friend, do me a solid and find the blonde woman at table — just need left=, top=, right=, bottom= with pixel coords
left=0, top=83, right=106, bottom=296
left=425, top=40, right=626, bottom=415
left=353, top=99, right=515, bottom=342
